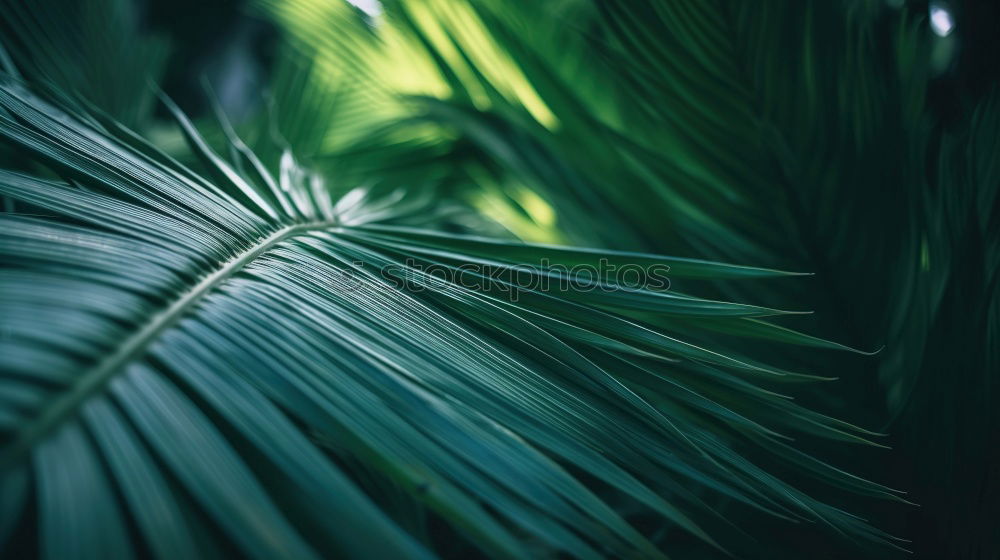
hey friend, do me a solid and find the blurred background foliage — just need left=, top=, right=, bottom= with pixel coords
left=1, top=0, right=998, bottom=557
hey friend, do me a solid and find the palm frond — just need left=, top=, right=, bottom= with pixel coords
left=0, top=74, right=905, bottom=558
left=257, top=1, right=1000, bottom=555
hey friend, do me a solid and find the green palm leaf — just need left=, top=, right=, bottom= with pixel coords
left=0, top=75, right=903, bottom=558
left=259, top=2, right=999, bottom=554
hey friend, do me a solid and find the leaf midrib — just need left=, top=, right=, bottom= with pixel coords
left=0, top=220, right=337, bottom=469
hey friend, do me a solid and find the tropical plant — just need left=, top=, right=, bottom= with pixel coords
left=1, top=0, right=997, bottom=558
left=266, top=0, right=1000, bottom=555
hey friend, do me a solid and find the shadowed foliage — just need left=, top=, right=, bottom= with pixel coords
left=1, top=0, right=998, bottom=558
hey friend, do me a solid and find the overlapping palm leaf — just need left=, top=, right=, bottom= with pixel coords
left=0, top=71, right=908, bottom=559
left=261, top=0, right=1000, bottom=555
